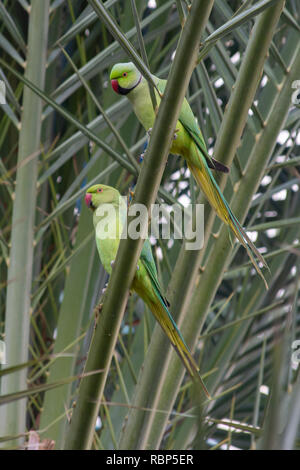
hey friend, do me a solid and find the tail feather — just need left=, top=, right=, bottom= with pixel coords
left=188, top=162, right=268, bottom=289
left=150, top=300, right=211, bottom=399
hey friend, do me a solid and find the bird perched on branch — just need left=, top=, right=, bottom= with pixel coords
left=110, top=62, right=268, bottom=288
left=85, top=183, right=210, bottom=398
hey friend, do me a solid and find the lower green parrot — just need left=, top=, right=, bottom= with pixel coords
left=85, top=183, right=210, bottom=398
left=110, top=62, right=268, bottom=287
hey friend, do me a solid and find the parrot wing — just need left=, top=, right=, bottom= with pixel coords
left=156, top=79, right=229, bottom=174
left=140, top=239, right=170, bottom=308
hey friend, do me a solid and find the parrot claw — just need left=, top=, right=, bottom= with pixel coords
left=173, top=129, right=179, bottom=140
left=147, top=127, right=152, bottom=138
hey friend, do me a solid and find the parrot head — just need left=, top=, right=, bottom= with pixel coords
left=110, top=62, right=142, bottom=95
left=85, top=184, right=120, bottom=210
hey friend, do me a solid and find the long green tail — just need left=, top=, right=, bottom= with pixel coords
left=149, top=297, right=211, bottom=399
left=188, top=162, right=268, bottom=289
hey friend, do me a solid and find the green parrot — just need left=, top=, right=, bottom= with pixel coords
left=85, top=183, right=210, bottom=398
left=110, top=62, right=268, bottom=287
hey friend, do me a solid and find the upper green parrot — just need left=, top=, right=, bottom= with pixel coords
left=110, top=62, right=268, bottom=287
left=85, top=183, right=210, bottom=398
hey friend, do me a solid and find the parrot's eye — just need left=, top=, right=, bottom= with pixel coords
left=97, top=188, right=103, bottom=193
left=122, top=72, right=128, bottom=77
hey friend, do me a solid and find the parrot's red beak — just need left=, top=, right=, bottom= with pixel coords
left=85, top=193, right=93, bottom=209
left=111, top=79, right=119, bottom=94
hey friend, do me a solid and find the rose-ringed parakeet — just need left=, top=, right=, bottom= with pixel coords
left=85, top=183, right=210, bottom=398
left=110, top=62, right=268, bottom=287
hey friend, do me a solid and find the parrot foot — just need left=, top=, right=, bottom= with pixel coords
left=173, top=128, right=179, bottom=140
left=147, top=127, right=178, bottom=140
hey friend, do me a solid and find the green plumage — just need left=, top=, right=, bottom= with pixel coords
left=85, top=184, right=210, bottom=398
